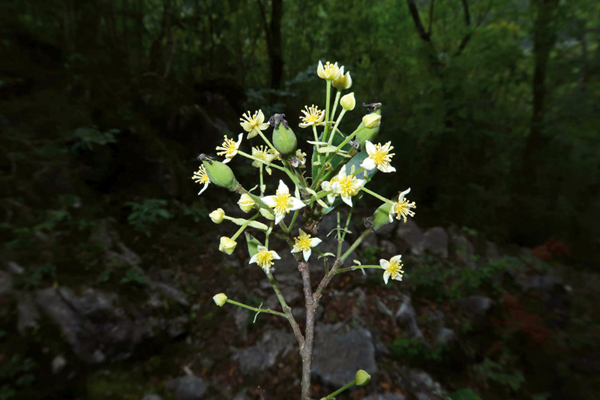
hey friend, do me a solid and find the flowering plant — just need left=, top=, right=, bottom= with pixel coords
left=194, top=60, right=416, bottom=399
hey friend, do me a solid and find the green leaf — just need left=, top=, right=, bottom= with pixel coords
left=448, top=388, right=482, bottom=400
left=245, top=232, right=263, bottom=258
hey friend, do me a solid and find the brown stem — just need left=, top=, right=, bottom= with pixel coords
left=297, top=260, right=314, bottom=400
left=266, top=272, right=304, bottom=348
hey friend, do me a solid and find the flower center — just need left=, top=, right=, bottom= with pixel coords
left=338, top=175, right=359, bottom=197
left=294, top=234, right=312, bottom=251
left=192, top=165, right=210, bottom=185
left=324, top=62, right=336, bottom=78
left=301, top=105, right=324, bottom=124
left=256, top=250, right=274, bottom=269
left=371, top=144, right=394, bottom=165
left=241, top=111, right=260, bottom=128
left=387, top=259, right=404, bottom=278
left=273, top=190, right=292, bottom=215
left=393, top=199, right=416, bottom=222
left=217, top=136, right=238, bottom=158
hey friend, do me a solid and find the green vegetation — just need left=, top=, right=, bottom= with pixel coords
left=126, top=199, right=172, bottom=236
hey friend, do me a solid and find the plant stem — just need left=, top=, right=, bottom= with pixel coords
left=257, top=129, right=278, bottom=154
left=327, top=109, right=347, bottom=146
left=323, top=81, right=332, bottom=142
left=361, top=186, right=394, bottom=204
left=266, top=271, right=305, bottom=347
left=324, top=379, right=357, bottom=399
left=330, top=90, right=341, bottom=123
left=225, top=299, right=286, bottom=318
left=335, top=265, right=382, bottom=274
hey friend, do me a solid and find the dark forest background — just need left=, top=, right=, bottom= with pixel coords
left=1, top=0, right=599, bottom=399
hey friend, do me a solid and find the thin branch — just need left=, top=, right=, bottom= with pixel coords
left=427, top=0, right=435, bottom=37
left=406, top=0, right=431, bottom=42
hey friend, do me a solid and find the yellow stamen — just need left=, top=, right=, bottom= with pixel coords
left=192, top=165, right=209, bottom=184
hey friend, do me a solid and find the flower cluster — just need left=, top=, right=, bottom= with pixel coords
left=191, top=60, right=417, bottom=289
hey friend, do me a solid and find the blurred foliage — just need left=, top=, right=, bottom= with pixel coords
left=126, top=199, right=172, bottom=236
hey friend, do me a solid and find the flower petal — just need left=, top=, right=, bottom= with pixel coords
left=289, top=197, right=306, bottom=211
left=361, top=157, right=376, bottom=171
left=365, top=140, right=376, bottom=155
left=198, top=182, right=209, bottom=195
left=380, top=259, right=389, bottom=269
left=236, top=133, right=243, bottom=147
left=379, top=163, right=396, bottom=173
left=383, top=271, right=390, bottom=284
left=303, top=249, right=311, bottom=261
left=222, top=158, right=231, bottom=164
left=274, top=212, right=284, bottom=225
left=271, top=250, right=281, bottom=260
left=249, top=254, right=258, bottom=264
left=398, top=187, right=411, bottom=201
left=277, top=180, right=289, bottom=194
left=310, top=237, right=322, bottom=247
left=261, top=195, right=277, bottom=208
left=342, top=195, right=353, bottom=207
left=391, top=255, right=402, bottom=264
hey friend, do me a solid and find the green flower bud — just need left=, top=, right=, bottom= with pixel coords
left=340, top=92, right=356, bottom=111
left=213, top=293, right=228, bottom=307
left=372, top=202, right=393, bottom=231
left=209, top=208, right=225, bottom=223
left=219, top=236, right=237, bottom=255
left=355, top=106, right=382, bottom=148
left=362, top=113, right=381, bottom=129
left=355, top=369, right=371, bottom=386
left=201, top=156, right=239, bottom=192
left=270, top=114, right=298, bottom=157
left=238, top=193, right=255, bottom=213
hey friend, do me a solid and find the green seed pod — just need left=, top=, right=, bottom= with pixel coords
left=372, top=201, right=393, bottom=231
left=355, top=105, right=382, bottom=148
left=270, top=113, right=298, bottom=157
left=201, top=156, right=239, bottom=192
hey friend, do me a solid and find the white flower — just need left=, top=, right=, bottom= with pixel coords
left=299, top=105, right=325, bottom=129
left=249, top=245, right=281, bottom=273
left=191, top=164, right=210, bottom=195
left=380, top=255, right=404, bottom=284
left=331, top=165, right=365, bottom=207
left=240, top=110, right=270, bottom=139
left=388, top=188, right=416, bottom=223
left=215, top=133, right=243, bottom=164
left=251, top=145, right=278, bottom=168
left=291, top=229, right=322, bottom=261
left=261, top=180, right=305, bottom=224
left=317, top=60, right=341, bottom=81
left=360, top=141, right=396, bottom=173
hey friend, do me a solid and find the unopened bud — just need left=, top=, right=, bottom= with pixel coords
left=213, top=293, right=228, bottom=307
left=362, top=113, right=381, bottom=129
left=340, top=92, right=356, bottom=111
left=209, top=208, right=225, bottom=223
left=219, top=236, right=237, bottom=255
left=332, top=66, right=352, bottom=90
left=202, top=158, right=239, bottom=192
left=372, top=202, right=392, bottom=231
left=238, top=194, right=255, bottom=213
left=271, top=113, right=298, bottom=157
left=355, top=369, right=371, bottom=386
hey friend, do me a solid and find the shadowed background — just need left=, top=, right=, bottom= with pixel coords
left=1, top=0, right=599, bottom=399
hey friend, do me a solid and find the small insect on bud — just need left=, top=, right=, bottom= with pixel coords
left=209, top=208, right=225, bottom=223
left=238, top=193, right=256, bottom=213
left=200, top=155, right=239, bottom=192
left=213, top=293, right=228, bottom=307
left=355, top=369, right=372, bottom=386
left=218, top=236, right=237, bottom=255
left=270, top=113, right=298, bottom=157
left=340, top=92, right=356, bottom=111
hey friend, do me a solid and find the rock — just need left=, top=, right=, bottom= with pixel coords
left=458, top=295, right=492, bottom=323
left=51, top=355, right=67, bottom=374
left=380, top=240, right=397, bottom=258
left=428, top=310, right=455, bottom=345
left=165, top=375, right=207, bottom=400
left=523, top=275, right=562, bottom=292
left=361, top=394, right=406, bottom=400
left=448, top=227, right=475, bottom=267
left=232, top=329, right=295, bottom=375
left=0, top=270, right=13, bottom=296
left=484, top=241, right=501, bottom=261
left=395, top=295, right=423, bottom=339
left=7, top=261, right=24, bottom=275
left=423, top=228, right=448, bottom=259
left=375, top=221, right=396, bottom=237
left=312, top=324, right=378, bottom=388
left=16, top=292, right=40, bottom=333
left=232, top=391, right=251, bottom=400
left=395, top=219, right=425, bottom=256
left=399, top=367, right=445, bottom=400
left=376, top=299, right=394, bottom=318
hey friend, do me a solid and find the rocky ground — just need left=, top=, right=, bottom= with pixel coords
left=1, top=203, right=599, bottom=400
